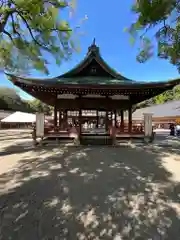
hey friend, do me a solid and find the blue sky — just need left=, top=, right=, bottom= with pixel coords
left=0, top=0, right=179, bottom=100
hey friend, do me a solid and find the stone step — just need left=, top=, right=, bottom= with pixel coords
left=80, top=137, right=113, bottom=145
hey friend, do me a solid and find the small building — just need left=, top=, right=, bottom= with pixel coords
left=0, top=111, right=36, bottom=129
left=0, top=110, right=13, bottom=121
left=0, top=110, right=14, bottom=129
left=6, top=40, right=180, bottom=143
left=133, top=100, right=180, bottom=128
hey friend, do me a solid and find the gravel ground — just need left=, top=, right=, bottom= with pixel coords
left=0, top=130, right=180, bottom=240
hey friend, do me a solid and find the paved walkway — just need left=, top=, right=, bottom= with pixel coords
left=0, top=130, right=180, bottom=239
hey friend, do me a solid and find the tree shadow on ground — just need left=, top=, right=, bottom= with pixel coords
left=153, top=135, right=180, bottom=156
left=0, top=130, right=35, bottom=157
left=135, top=138, right=180, bottom=157
left=0, top=135, right=31, bottom=141
left=0, top=130, right=32, bottom=142
left=0, top=145, right=180, bottom=239
left=0, top=140, right=36, bottom=157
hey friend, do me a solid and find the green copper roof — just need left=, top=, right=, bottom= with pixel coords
left=56, top=77, right=136, bottom=85
left=6, top=73, right=180, bottom=88
left=59, top=40, right=133, bottom=81
left=5, top=40, right=180, bottom=88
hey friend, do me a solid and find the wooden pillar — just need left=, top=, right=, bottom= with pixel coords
left=128, top=107, right=132, bottom=133
left=54, top=104, right=57, bottom=130
left=64, top=110, right=67, bottom=128
left=58, top=110, right=61, bottom=127
left=79, top=109, right=82, bottom=135
left=105, top=110, right=109, bottom=131
left=96, top=110, right=98, bottom=128
left=120, top=110, right=124, bottom=131
left=114, top=110, right=117, bottom=127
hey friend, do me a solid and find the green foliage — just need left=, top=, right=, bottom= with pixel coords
left=0, top=87, right=31, bottom=111
left=27, top=99, right=53, bottom=115
left=0, top=87, right=53, bottom=114
left=0, top=0, right=77, bottom=74
left=135, top=85, right=180, bottom=110
left=127, top=0, right=180, bottom=72
left=153, top=89, right=174, bottom=104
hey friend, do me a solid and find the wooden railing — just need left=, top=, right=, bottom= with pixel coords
left=43, top=122, right=145, bottom=136
left=116, top=124, right=144, bottom=134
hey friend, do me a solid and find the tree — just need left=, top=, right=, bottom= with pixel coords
left=133, top=85, right=180, bottom=111
left=27, top=99, right=53, bottom=115
left=133, top=98, right=155, bottom=112
left=153, top=89, right=174, bottom=104
left=0, top=0, right=77, bottom=74
left=127, top=0, right=180, bottom=72
left=0, top=87, right=31, bottom=111
left=173, top=85, right=180, bottom=99
left=0, top=87, right=54, bottom=114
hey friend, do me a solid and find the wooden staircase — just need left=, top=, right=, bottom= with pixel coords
left=80, top=134, right=113, bottom=145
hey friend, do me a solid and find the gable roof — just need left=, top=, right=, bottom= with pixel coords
left=1, top=111, right=36, bottom=123
left=58, top=39, right=133, bottom=82
left=5, top=39, right=180, bottom=87
left=0, top=110, right=13, bottom=120
left=5, top=38, right=180, bottom=106
left=133, top=100, right=180, bottom=119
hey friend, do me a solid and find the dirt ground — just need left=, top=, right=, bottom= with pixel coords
left=0, top=130, right=180, bottom=240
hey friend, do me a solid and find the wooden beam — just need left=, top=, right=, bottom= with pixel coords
left=56, top=98, right=130, bottom=110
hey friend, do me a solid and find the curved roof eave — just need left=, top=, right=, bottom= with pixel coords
left=5, top=72, right=180, bottom=89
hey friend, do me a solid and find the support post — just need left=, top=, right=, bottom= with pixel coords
left=64, top=110, right=68, bottom=129
left=128, top=107, right=132, bottom=133
left=114, top=110, right=117, bottom=127
left=96, top=110, right=98, bottom=128
left=58, top=111, right=61, bottom=128
left=120, top=110, right=124, bottom=132
left=143, top=113, right=153, bottom=142
left=54, top=104, right=57, bottom=131
left=79, top=109, right=82, bottom=141
left=36, top=112, right=45, bottom=146
left=105, top=110, right=109, bottom=132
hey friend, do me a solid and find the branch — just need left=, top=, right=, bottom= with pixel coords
left=34, top=26, right=73, bottom=33
left=49, top=27, right=73, bottom=32
left=10, top=13, right=21, bottom=36
left=44, top=0, right=68, bottom=7
left=0, top=6, right=16, bottom=32
left=140, top=24, right=152, bottom=39
left=15, top=10, right=50, bottom=51
left=16, top=10, right=73, bottom=52
left=3, top=29, right=14, bottom=42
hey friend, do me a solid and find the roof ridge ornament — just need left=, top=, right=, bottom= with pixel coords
left=88, top=38, right=99, bottom=54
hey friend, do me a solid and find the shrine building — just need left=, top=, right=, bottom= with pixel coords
left=7, top=40, right=180, bottom=144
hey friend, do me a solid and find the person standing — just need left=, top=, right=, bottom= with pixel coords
left=176, top=123, right=180, bottom=136
left=169, top=123, right=175, bottom=136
